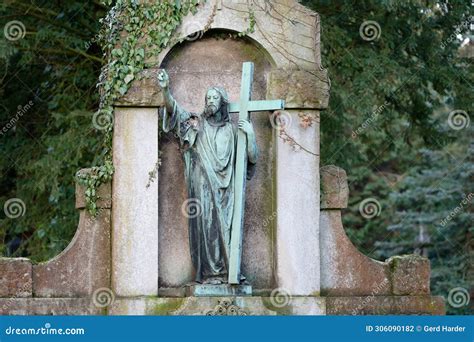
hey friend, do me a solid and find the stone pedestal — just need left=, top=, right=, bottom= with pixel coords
left=109, top=296, right=325, bottom=316
left=186, top=284, right=252, bottom=297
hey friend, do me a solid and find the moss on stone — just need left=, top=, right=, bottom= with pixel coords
left=261, top=297, right=292, bottom=315
left=150, top=298, right=184, bottom=315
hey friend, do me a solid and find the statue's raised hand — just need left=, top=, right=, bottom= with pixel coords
left=157, top=69, right=169, bottom=89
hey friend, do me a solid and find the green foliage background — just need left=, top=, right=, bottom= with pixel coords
left=1, top=0, right=472, bottom=314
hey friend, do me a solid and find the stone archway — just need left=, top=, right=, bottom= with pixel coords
left=158, top=31, right=276, bottom=291
left=112, top=0, right=328, bottom=300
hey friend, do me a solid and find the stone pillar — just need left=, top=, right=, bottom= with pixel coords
left=275, top=109, right=321, bottom=295
left=112, top=107, right=159, bottom=296
left=268, top=68, right=329, bottom=296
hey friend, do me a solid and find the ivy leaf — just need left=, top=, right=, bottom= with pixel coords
left=119, top=85, right=128, bottom=95
left=124, top=73, right=134, bottom=84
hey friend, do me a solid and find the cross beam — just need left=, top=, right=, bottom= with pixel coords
left=227, top=62, right=285, bottom=284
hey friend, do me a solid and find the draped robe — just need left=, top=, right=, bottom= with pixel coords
left=163, top=98, right=257, bottom=283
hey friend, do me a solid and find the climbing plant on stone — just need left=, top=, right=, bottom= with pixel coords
left=77, top=0, right=204, bottom=215
left=77, top=0, right=260, bottom=215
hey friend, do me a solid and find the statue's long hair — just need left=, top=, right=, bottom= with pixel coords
left=204, top=87, right=230, bottom=123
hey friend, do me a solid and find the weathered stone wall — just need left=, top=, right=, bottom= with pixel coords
left=1, top=170, right=111, bottom=315
left=156, top=0, right=324, bottom=71
left=319, top=165, right=445, bottom=314
left=0, top=258, right=32, bottom=298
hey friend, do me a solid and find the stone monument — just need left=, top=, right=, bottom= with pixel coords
left=156, top=61, right=284, bottom=296
left=0, top=0, right=445, bottom=316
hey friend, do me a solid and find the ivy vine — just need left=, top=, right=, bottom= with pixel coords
left=76, top=0, right=256, bottom=216
left=76, top=0, right=202, bottom=215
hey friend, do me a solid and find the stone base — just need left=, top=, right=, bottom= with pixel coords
left=326, top=296, right=445, bottom=315
left=185, top=284, right=252, bottom=297
left=109, top=296, right=325, bottom=315
left=0, top=295, right=445, bottom=316
left=0, top=298, right=103, bottom=315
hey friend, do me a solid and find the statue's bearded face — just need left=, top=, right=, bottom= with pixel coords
left=205, top=89, right=222, bottom=117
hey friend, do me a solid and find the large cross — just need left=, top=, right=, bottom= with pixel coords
left=227, top=62, right=285, bottom=284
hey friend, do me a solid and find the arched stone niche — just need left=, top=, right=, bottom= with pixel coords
left=112, top=0, right=328, bottom=298
left=158, top=31, right=276, bottom=291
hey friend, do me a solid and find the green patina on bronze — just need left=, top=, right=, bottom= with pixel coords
left=157, top=62, right=284, bottom=288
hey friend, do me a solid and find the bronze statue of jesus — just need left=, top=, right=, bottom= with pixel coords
left=157, top=70, right=258, bottom=285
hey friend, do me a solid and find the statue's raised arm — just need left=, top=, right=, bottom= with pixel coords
left=157, top=69, right=172, bottom=113
left=157, top=69, right=190, bottom=133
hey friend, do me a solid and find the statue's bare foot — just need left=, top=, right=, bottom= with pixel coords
left=204, top=277, right=224, bottom=285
